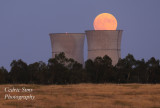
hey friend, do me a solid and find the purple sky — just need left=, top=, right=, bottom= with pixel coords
left=0, top=0, right=160, bottom=70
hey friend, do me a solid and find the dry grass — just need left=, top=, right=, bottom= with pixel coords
left=1, top=84, right=160, bottom=108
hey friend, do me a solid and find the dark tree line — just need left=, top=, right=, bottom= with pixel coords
left=0, top=52, right=160, bottom=84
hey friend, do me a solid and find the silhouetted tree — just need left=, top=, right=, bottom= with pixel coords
left=9, top=59, right=28, bottom=83
left=146, top=57, right=160, bottom=83
left=0, top=67, right=8, bottom=84
left=48, top=52, right=70, bottom=84
left=116, top=54, right=136, bottom=83
left=28, top=61, right=48, bottom=84
left=134, top=59, right=147, bottom=83
left=85, top=59, right=96, bottom=83
left=85, top=55, right=113, bottom=83
left=66, top=58, right=84, bottom=83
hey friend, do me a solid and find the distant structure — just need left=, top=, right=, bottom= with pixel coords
left=85, top=30, right=123, bottom=65
left=49, top=33, right=85, bottom=64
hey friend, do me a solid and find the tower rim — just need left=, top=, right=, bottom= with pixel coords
left=85, top=30, right=123, bottom=32
left=49, top=33, right=85, bottom=36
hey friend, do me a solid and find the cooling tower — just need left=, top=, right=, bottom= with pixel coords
left=49, top=33, right=85, bottom=64
left=86, top=30, right=123, bottom=65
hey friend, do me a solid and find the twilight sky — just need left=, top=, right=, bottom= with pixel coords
left=0, top=0, right=160, bottom=70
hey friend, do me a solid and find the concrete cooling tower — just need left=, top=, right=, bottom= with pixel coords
left=85, top=30, right=123, bottom=65
left=49, top=33, right=85, bottom=64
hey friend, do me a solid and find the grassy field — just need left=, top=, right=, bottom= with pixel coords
left=1, top=84, right=160, bottom=108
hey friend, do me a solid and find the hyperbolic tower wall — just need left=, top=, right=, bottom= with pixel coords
left=85, top=30, right=123, bottom=65
left=49, top=33, right=85, bottom=64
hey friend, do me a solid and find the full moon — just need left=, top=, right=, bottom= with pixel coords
left=93, top=13, right=117, bottom=30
